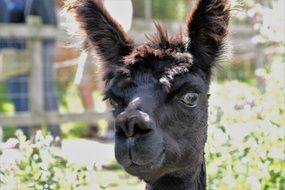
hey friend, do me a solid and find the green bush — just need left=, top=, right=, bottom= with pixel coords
left=0, top=131, right=98, bottom=190
left=0, top=131, right=144, bottom=190
left=206, top=61, right=284, bottom=190
left=152, top=0, right=189, bottom=21
left=0, top=63, right=283, bottom=189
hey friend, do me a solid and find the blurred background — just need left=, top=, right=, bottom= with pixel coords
left=0, top=0, right=284, bottom=189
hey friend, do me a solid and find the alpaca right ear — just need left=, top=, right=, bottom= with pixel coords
left=186, top=0, right=230, bottom=76
left=72, top=0, right=134, bottom=67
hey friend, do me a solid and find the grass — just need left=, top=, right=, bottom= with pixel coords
left=96, top=167, right=145, bottom=190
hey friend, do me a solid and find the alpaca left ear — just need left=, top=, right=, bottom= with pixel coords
left=186, top=0, right=230, bottom=77
left=72, top=0, right=134, bottom=68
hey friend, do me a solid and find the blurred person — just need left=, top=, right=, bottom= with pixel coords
left=74, top=41, right=99, bottom=137
left=74, top=0, right=133, bottom=139
left=0, top=0, right=29, bottom=137
left=0, top=0, right=61, bottom=139
left=25, top=0, right=61, bottom=139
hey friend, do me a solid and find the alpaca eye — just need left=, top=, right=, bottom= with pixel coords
left=180, top=92, right=199, bottom=107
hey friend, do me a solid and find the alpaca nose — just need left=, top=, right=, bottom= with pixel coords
left=116, top=112, right=153, bottom=137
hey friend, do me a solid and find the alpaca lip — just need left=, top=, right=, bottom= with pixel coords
left=128, top=146, right=166, bottom=167
left=115, top=131, right=164, bottom=168
left=126, top=149, right=166, bottom=178
left=127, top=137, right=135, bottom=162
left=126, top=137, right=149, bottom=166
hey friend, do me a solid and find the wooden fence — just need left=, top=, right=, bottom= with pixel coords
left=0, top=16, right=111, bottom=128
left=0, top=16, right=268, bottom=129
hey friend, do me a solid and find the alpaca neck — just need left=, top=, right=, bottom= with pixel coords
left=146, top=160, right=206, bottom=190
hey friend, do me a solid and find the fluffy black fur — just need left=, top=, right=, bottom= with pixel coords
left=72, top=0, right=230, bottom=189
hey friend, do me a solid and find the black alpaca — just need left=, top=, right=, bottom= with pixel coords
left=73, top=0, right=230, bottom=189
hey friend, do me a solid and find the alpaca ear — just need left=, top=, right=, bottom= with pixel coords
left=73, top=0, right=134, bottom=67
left=186, top=0, right=230, bottom=76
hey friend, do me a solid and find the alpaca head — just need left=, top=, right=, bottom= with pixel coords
left=73, top=0, right=230, bottom=184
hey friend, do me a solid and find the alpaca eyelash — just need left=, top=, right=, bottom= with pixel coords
left=109, top=99, right=119, bottom=108
left=108, top=97, right=126, bottom=108
left=169, top=84, right=200, bottom=100
left=104, top=90, right=126, bottom=108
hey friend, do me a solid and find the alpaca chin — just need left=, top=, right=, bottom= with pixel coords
left=114, top=129, right=165, bottom=175
left=124, top=150, right=166, bottom=181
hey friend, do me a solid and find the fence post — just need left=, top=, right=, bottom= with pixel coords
left=144, top=0, right=152, bottom=20
left=26, top=16, right=44, bottom=136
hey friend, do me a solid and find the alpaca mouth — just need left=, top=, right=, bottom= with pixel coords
left=125, top=136, right=165, bottom=166
left=128, top=147, right=165, bottom=168
left=115, top=129, right=164, bottom=171
left=122, top=148, right=166, bottom=182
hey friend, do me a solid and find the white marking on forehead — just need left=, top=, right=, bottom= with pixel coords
left=130, top=97, right=141, bottom=105
left=133, top=97, right=140, bottom=101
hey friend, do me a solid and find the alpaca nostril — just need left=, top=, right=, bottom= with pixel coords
left=115, top=111, right=153, bottom=138
left=131, top=122, right=152, bottom=137
left=127, top=116, right=153, bottom=137
left=116, top=116, right=153, bottom=137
